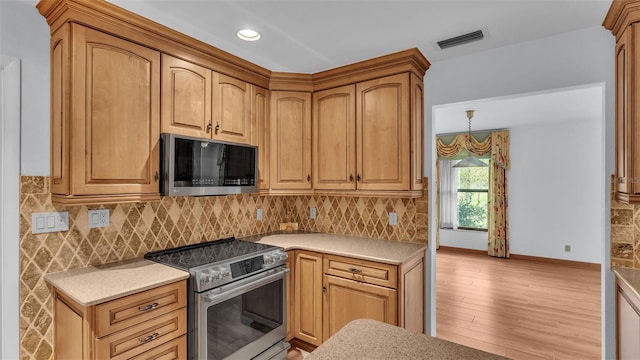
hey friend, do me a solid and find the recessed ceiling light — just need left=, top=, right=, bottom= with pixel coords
left=237, top=29, right=261, bottom=41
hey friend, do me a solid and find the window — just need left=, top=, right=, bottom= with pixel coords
left=439, top=159, right=489, bottom=231
left=457, top=166, right=488, bottom=230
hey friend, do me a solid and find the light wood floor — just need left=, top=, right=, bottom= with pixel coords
left=436, top=247, right=601, bottom=360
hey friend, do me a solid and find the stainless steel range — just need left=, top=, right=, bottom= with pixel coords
left=145, top=237, right=290, bottom=360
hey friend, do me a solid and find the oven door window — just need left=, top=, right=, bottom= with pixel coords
left=205, top=279, right=284, bottom=359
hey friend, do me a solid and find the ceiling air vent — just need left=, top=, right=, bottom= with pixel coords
left=437, top=30, right=484, bottom=49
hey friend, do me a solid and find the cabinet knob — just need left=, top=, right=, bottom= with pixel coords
left=215, top=122, right=220, bottom=135
left=206, top=123, right=213, bottom=132
left=349, top=267, right=363, bottom=274
left=356, top=174, right=361, bottom=182
left=322, top=285, right=327, bottom=294
left=349, top=174, right=354, bottom=182
left=154, top=171, right=159, bottom=182
left=307, top=174, right=311, bottom=182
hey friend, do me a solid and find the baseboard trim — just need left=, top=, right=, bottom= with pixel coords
left=289, top=338, right=317, bottom=353
left=437, top=246, right=486, bottom=256
left=437, top=246, right=601, bottom=271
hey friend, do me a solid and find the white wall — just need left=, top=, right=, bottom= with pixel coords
left=509, top=116, right=601, bottom=263
left=439, top=229, right=487, bottom=251
left=0, top=0, right=49, bottom=176
left=424, top=26, right=615, bottom=358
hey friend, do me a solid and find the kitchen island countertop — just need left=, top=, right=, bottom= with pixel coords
left=44, top=258, right=189, bottom=306
left=305, top=319, right=507, bottom=360
left=247, top=232, right=426, bottom=265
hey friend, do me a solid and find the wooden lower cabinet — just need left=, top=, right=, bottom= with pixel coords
left=293, top=250, right=324, bottom=346
left=52, top=281, right=187, bottom=360
left=289, top=250, right=424, bottom=348
left=286, top=250, right=294, bottom=341
left=617, top=278, right=640, bottom=360
left=322, top=274, right=397, bottom=340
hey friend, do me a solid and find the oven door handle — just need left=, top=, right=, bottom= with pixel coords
left=202, top=267, right=289, bottom=305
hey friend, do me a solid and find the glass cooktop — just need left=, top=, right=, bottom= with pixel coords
left=144, top=237, right=277, bottom=270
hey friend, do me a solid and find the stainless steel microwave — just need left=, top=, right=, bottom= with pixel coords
left=160, top=133, right=258, bottom=196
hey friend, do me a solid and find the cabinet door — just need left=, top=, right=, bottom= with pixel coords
left=313, top=85, right=356, bottom=190
left=70, top=24, right=160, bottom=196
left=252, top=86, right=270, bottom=191
left=270, top=91, right=312, bottom=190
left=213, top=73, right=252, bottom=144
left=322, top=274, right=397, bottom=340
left=286, top=250, right=294, bottom=341
left=294, top=251, right=323, bottom=346
left=410, top=74, right=424, bottom=192
left=616, top=26, right=631, bottom=195
left=50, top=25, right=70, bottom=196
left=356, top=73, right=410, bottom=191
left=618, top=288, right=640, bottom=360
left=161, top=54, right=212, bottom=138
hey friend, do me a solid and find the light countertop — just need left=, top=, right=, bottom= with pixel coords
left=44, top=258, right=189, bottom=306
left=248, top=232, right=426, bottom=265
left=614, top=266, right=640, bottom=300
left=305, top=319, right=507, bottom=360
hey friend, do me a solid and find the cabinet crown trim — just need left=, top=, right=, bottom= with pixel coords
left=37, top=0, right=272, bottom=88
left=604, top=0, right=640, bottom=37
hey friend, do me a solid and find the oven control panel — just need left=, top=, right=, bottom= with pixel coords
left=195, top=249, right=288, bottom=291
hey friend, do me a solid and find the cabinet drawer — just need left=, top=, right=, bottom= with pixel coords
left=323, top=255, right=397, bottom=289
left=95, top=281, right=186, bottom=337
left=95, top=308, right=187, bottom=360
left=129, top=335, right=187, bottom=360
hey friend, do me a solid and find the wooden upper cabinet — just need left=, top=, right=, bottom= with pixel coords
left=161, top=54, right=212, bottom=138
left=356, top=73, right=410, bottom=191
left=252, top=86, right=270, bottom=191
left=161, top=56, right=254, bottom=145
left=213, top=73, right=253, bottom=144
left=270, top=91, right=312, bottom=190
left=313, top=85, right=357, bottom=190
left=606, top=2, right=640, bottom=203
left=410, top=74, right=424, bottom=192
left=51, top=23, right=161, bottom=204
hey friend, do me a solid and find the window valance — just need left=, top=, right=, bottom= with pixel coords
left=436, top=130, right=510, bottom=170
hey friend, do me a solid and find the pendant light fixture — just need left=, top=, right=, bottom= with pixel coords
left=453, top=110, right=488, bottom=168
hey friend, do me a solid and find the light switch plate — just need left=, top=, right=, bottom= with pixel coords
left=32, top=212, right=69, bottom=234
left=389, top=212, right=398, bottom=226
left=88, top=209, right=109, bottom=228
left=257, top=208, right=263, bottom=221
left=310, top=207, right=317, bottom=219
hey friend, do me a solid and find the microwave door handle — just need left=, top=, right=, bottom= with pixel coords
left=202, top=267, right=289, bottom=306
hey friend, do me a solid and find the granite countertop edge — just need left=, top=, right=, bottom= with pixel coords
left=44, top=258, right=190, bottom=307
left=243, top=231, right=427, bottom=266
left=305, top=319, right=507, bottom=360
left=613, top=266, right=640, bottom=301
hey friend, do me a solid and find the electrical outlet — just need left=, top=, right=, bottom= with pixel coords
left=257, top=208, right=263, bottom=221
left=88, top=209, right=109, bottom=228
left=310, top=207, right=317, bottom=219
left=389, top=212, right=398, bottom=226
left=32, top=212, right=69, bottom=234
left=564, top=245, right=571, bottom=253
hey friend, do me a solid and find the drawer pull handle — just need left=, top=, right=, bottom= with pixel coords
left=138, top=302, right=159, bottom=312
left=349, top=268, right=363, bottom=274
left=138, top=332, right=160, bottom=344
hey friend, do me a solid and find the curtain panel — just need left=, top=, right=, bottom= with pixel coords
left=487, top=130, right=510, bottom=258
left=435, top=130, right=511, bottom=258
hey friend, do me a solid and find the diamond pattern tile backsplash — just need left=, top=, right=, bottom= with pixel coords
left=19, top=176, right=427, bottom=360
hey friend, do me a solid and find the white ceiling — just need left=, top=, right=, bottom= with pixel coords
left=434, top=85, right=604, bottom=134
left=110, top=0, right=613, bottom=73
